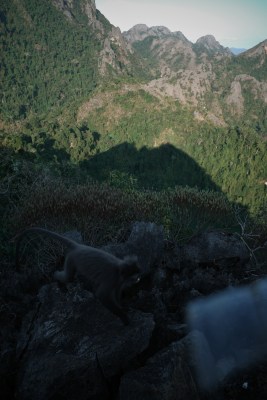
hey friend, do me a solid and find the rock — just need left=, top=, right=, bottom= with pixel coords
left=5, top=221, right=265, bottom=399
left=16, top=284, right=155, bottom=400
left=181, top=230, right=250, bottom=268
left=0, top=344, right=16, bottom=399
left=151, top=267, right=169, bottom=288
left=196, top=35, right=232, bottom=55
left=133, top=288, right=167, bottom=318
left=163, top=242, right=182, bottom=270
left=123, top=24, right=171, bottom=43
left=119, top=332, right=201, bottom=400
left=103, top=222, right=164, bottom=275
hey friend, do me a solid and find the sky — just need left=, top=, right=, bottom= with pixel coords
left=95, top=0, right=267, bottom=49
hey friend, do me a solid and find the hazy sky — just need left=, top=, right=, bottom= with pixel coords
left=95, top=0, right=267, bottom=49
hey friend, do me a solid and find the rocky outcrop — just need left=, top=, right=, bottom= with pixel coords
left=123, top=26, right=227, bottom=119
left=180, top=230, right=250, bottom=268
left=123, top=24, right=172, bottom=43
left=122, top=24, right=267, bottom=124
left=195, top=35, right=232, bottom=56
left=51, top=0, right=136, bottom=75
left=103, top=222, right=164, bottom=275
left=2, top=222, right=267, bottom=399
left=51, top=0, right=101, bottom=29
left=119, top=333, right=201, bottom=400
left=98, top=26, right=134, bottom=75
left=16, top=284, right=155, bottom=400
left=226, top=74, right=267, bottom=116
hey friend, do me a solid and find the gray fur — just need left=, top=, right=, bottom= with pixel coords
left=16, top=227, right=141, bottom=324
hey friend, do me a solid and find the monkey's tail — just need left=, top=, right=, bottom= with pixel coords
left=15, top=227, right=77, bottom=270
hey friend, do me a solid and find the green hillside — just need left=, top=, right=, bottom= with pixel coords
left=1, top=86, right=266, bottom=214
left=0, top=0, right=266, bottom=232
left=0, top=0, right=106, bottom=119
left=75, top=88, right=267, bottom=212
left=0, top=0, right=152, bottom=121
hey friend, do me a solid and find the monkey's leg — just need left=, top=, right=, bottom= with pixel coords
left=97, top=289, right=129, bottom=325
left=54, top=255, right=75, bottom=283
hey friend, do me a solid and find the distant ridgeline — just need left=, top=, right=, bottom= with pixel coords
left=0, top=0, right=266, bottom=214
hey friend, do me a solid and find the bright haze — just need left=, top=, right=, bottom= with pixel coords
left=95, top=0, right=267, bottom=49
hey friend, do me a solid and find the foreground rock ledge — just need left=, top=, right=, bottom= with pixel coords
left=119, top=332, right=203, bottom=400
left=16, top=284, right=155, bottom=400
left=2, top=221, right=258, bottom=400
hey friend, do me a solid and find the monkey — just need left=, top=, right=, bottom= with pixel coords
left=15, top=227, right=141, bottom=325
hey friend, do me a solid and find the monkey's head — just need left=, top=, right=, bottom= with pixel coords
left=120, top=255, right=141, bottom=286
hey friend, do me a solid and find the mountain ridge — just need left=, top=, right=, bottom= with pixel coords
left=1, top=1, right=266, bottom=125
left=123, top=23, right=262, bottom=55
left=121, top=24, right=267, bottom=127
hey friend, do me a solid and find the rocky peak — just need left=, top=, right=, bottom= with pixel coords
left=123, top=24, right=171, bottom=43
left=51, top=0, right=101, bottom=30
left=149, top=25, right=172, bottom=37
left=173, top=31, right=191, bottom=44
left=51, top=0, right=136, bottom=75
left=196, top=35, right=228, bottom=53
left=51, top=0, right=74, bottom=21
left=123, top=24, right=149, bottom=42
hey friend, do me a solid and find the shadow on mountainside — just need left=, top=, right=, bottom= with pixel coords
left=80, top=141, right=221, bottom=192
left=1, top=140, right=218, bottom=192
left=1, top=138, right=248, bottom=220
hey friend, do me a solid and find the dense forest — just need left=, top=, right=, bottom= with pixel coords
left=0, top=0, right=102, bottom=119
left=1, top=87, right=266, bottom=213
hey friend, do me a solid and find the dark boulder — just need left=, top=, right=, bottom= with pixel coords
left=181, top=231, right=250, bottom=268
left=103, top=222, right=164, bottom=275
left=119, top=332, right=202, bottom=400
left=16, top=283, right=155, bottom=400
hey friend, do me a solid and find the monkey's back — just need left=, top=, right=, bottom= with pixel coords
left=68, top=245, right=121, bottom=290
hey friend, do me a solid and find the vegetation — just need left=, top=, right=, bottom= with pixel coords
left=1, top=0, right=266, bottom=265
left=71, top=89, right=267, bottom=213
left=0, top=0, right=101, bottom=119
left=1, top=87, right=266, bottom=215
left=1, top=145, right=239, bottom=270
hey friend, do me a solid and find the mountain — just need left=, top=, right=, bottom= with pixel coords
left=1, top=2, right=266, bottom=127
left=0, top=1, right=267, bottom=213
left=122, top=24, right=267, bottom=127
